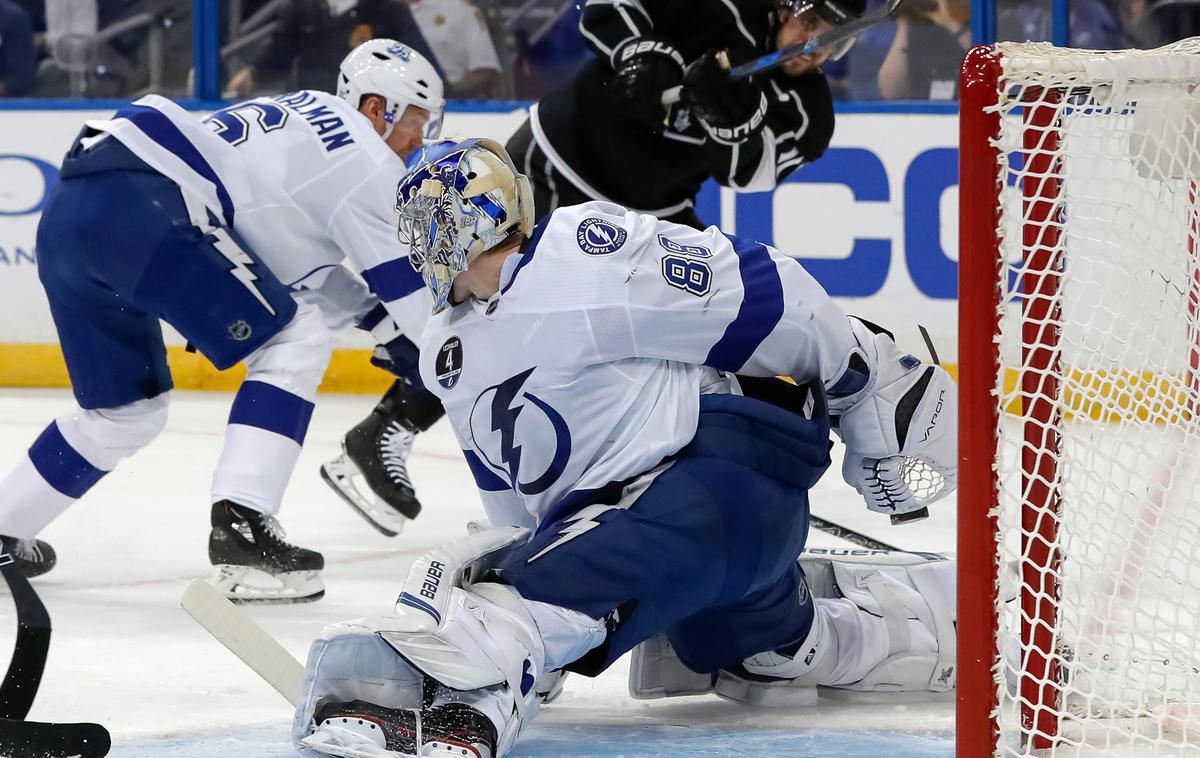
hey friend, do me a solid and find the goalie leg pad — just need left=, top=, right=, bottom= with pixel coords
left=698, top=551, right=956, bottom=706
left=297, top=528, right=606, bottom=758
left=801, top=551, right=957, bottom=695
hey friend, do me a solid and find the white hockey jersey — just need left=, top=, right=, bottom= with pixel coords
left=418, top=201, right=857, bottom=529
left=82, top=93, right=430, bottom=335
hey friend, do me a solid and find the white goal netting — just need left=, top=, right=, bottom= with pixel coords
left=988, top=39, right=1200, bottom=756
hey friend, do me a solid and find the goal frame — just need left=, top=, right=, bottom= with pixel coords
left=958, top=44, right=1006, bottom=757
left=958, top=40, right=1200, bottom=755
left=958, top=43, right=1068, bottom=754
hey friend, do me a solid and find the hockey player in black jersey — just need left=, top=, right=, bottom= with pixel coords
left=505, top=0, right=866, bottom=229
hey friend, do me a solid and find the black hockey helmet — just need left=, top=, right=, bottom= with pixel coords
left=780, top=0, right=867, bottom=24
left=777, top=0, right=867, bottom=60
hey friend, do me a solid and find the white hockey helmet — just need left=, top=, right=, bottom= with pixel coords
left=337, top=38, right=445, bottom=140
left=397, top=138, right=535, bottom=314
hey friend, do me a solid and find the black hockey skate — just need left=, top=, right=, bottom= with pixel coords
left=0, top=536, right=57, bottom=579
left=207, top=501, right=324, bottom=604
left=302, top=700, right=497, bottom=758
left=320, top=380, right=445, bottom=537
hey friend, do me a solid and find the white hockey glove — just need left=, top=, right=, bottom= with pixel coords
left=829, top=318, right=957, bottom=517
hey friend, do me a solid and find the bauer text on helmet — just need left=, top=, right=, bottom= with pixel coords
left=337, top=39, right=446, bottom=140
left=397, top=139, right=535, bottom=314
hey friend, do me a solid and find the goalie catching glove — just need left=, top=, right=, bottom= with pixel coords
left=828, top=318, right=957, bottom=516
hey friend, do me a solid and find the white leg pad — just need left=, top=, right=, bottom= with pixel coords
left=628, top=634, right=717, bottom=700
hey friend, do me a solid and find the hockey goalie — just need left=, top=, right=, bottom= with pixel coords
left=290, top=139, right=958, bottom=757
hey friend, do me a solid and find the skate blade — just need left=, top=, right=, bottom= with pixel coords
left=320, top=455, right=409, bottom=537
left=210, top=565, right=324, bottom=605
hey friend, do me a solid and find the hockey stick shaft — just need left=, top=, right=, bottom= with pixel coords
left=809, top=514, right=904, bottom=552
left=180, top=579, right=305, bottom=706
left=661, top=0, right=905, bottom=105
left=0, top=551, right=50, bottom=721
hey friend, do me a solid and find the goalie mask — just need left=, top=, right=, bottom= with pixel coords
left=397, top=138, right=535, bottom=314
left=779, top=0, right=866, bottom=60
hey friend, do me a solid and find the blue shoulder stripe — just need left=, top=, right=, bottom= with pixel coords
left=705, top=235, right=785, bottom=372
left=117, top=103, right=236, bottom=226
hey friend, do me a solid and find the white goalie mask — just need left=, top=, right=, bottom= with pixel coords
left=397, top=138, right=535, bottom=314
left=337, top=38, right=445, bottom=140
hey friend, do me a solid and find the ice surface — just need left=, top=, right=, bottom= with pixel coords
left=0, top=389, right=956, bottom=756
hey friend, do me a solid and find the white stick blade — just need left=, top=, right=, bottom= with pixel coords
left=180, top=578, right=304, bottom=706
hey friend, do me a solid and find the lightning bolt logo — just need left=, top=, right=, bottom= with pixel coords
left=527, top=502, right=620, bottom=563
left=470, top=367, right=572, bottom=496
left=491, top=367, right=535, bottom=487
left=210, top=228, right=276, bottom=316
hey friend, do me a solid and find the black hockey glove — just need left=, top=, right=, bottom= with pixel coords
left=682, top=49, right=769, bottom=145
left=611, top=37, right=686, bottom=132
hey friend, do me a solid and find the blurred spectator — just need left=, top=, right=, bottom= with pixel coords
left=1125, top=0, right=1200, bottom=48
left=512, top=3, right=591, bottom=100
left=226, top=0, right=442, bottom=98
left=10, top=0, right=41, bottom=34
left=0, top=0, right=35, bottom=96
left=820, top=0, right=895, bottom=100
left=878, top=0, right=970, bottom=99
left=997, top=0, right=1123, bottom=49
left=35, top=0, right=165, bottom=98
left=405, top=0, right=500, bottom=97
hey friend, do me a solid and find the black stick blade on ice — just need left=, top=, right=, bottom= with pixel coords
left=0, top=718, right=112, bottom=758
left=0, top=547, right=111, bottom=757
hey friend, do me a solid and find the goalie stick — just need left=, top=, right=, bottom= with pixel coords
left=0, top=548, right=111, bottom=758
left=661, top=0, right=906, bottom=105
left=180, top=579, right=304, bottom=706
left=809, top=515, right=906, bottom=552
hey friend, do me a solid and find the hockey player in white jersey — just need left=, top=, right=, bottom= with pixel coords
left=0, top=41, right=444, bottom=602
left=208, top=39, right=452, bottom=538
left=291, top=140, right=959, bottom=756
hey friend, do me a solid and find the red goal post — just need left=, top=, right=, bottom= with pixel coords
left=959, top=40, right=1200, bottom=756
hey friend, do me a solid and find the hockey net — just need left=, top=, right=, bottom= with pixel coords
left=959, top=40, right=1200, bottom=756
